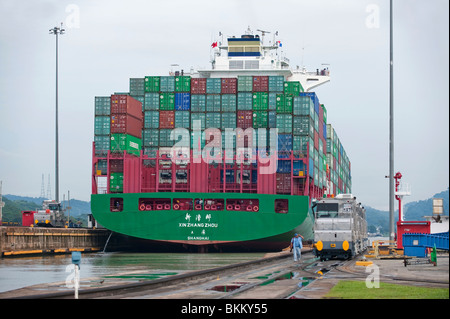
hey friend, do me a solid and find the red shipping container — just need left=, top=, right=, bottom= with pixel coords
left=111, top=95, right=142, bottom=119
left=221, top=78, right=237, bottom=94
left=191, top=78, right=207, bottom=94
left=253, top=76, right=269, bottom=92
left=237, top=111, right=253, bottom=129
left=314, top=131, right=319, bottom=150
left=111, top=114, right=142, bottom=138
left=276, top=173, right=291, bottom=194
left=159, top=111, right=175, bottom=129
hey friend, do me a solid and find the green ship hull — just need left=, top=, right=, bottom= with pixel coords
left=91, top=192, right=314, bottom=252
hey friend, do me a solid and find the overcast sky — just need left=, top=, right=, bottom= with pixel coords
left=0, top=0, right=448, bottom=211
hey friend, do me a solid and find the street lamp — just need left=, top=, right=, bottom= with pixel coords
left=49, top=23, right=65, bottom=204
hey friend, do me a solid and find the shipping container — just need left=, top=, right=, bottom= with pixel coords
left=206, top=112, right=221, bottom=129
left=276, top=94, right=293, bottom=113
left=293, top=116, right=314, bottom=137
left=110, top=172, right=123, bottom=193
left=175, top=76, right=191, bottom=92
left=268, top=76, right=284, bottom=92
left=206, top=78, right=221, bottom=94
left=300, top=92, right=320, bottom=115
left=174, top=111, right=190, bottom=128
left=95, top=96, right=111, bottom=116
left=284, top=81, right=303, bottom=94
left=293, top=96, right=315, bottom=118
left=191, top=112, right=206, bottom=130
left=221, top=94, right=237, bottom=112
left=237, top=110, right=253, bottom=129
left=278, top=134, right=293, bottom=157
left=111, top=114, right=142, bottom=138
left=221, top=112, right=237, bottom=130
left=237, top=92, right=253, bottom=110
left=144, top=111, right=159, bottom=129
left=159, top=129, right=175, bottom=147
left=94, top=116, right=110, bottom=135
left=206, top=94, right=221, bottom=112
left=221, top=78, right=237, bottom=94
left=160, top=76, right=175, bottom=92
left=130, top=78, right=145, bottom=96
left=252, top=111, right=268, bottom=128
left=237, top=76, right=253, bottom=92
left=144, top=76, right=160, bottom=92
left=252, top=92, right=268, bottom=111
left=174, top=93, right=191, bottom=111
left=142, top=129, right=159, bottom=148
left=191, top=78, right=206, bottom=94
left=144, top=93, right=160, bottom=111
left=268, top=111, right=276, bottom=128
left=276, top=114, right=292, bottom=134
left=191, top=94, right=206, bottom=112
left=159, top=111, right=175, bottom=129
left=110, top=133, right=142, bottom=156
left=276, top=173, right=291, bottom=194
left=159, top=92, right=175, bottom=110
left=94, top=135, right=110, bottom=156
left=253, top=76, right=269, bottom=92
left=111, top=95, right=142, bottom=119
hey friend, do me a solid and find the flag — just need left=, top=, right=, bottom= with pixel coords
left=211, top=42, right=218, bottom=48
left=277, top=41, right=282, bottom=47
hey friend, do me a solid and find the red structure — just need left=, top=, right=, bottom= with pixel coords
left=22, top=211, right=35, bottom=227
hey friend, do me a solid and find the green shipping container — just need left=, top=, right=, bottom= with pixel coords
left=160, top=76, right=175, bottom=92
left=268, top=93, right=277, bottom=111
left=142, top=129, right=159, bottom=147
left=253, top=111, right=268, bottom=128
left=276, top=114, right=292, bottom=133
left=293, top=135, right=313, bottom=153
left=175, top=76, right=191, bottom=92
left=221, top=94, right=237, bottom=112
left=144, top=111, right=159, bottom=129
left=237, top=93, right=253, bottom=110
left=237, top=76, right=253, bottom=92
left=94, top=116, right=110, bottom=135
left=293, top=116, right=314, bottom=137
left=284, top=81, right=303, bottom=94
left=110, top=134, right=142, bottom=156
left=144, top=76, right=160, bottom=93
left=175, top=111, right=190, bottom=128
left=276, top=94, right=293, bottom=113
left=206, top=94, right=221, bottom=112
left=110, top=172, right=123, bottom=193
left=144, top=93, right=160, bottom=110
left=159, top=129, right=175, bottom=147
left=191, top=95, right=206, bottom=112
left=159, top=92, right=175, bottom=110
left=252, top=92, right=268, bottom=111
left=95, top=97, right=111, bottom=116
left=321, top=104, right=327, bottom=124
left=293, top=96, right=315, bottom=118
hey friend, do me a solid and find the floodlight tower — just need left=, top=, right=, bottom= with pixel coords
left=49, top=23, right=65, bottom=203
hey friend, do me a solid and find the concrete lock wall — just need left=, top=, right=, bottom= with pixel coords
left=0, top=227, right=110, bottom=256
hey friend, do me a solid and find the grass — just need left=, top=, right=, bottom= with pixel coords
left=324, top=280, right=449, bottom=299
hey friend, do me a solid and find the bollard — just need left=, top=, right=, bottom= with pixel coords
left=71, top=252, right=82, bottom=299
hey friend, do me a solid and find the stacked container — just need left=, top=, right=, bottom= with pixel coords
left=94, top=73, right=351, bottom=197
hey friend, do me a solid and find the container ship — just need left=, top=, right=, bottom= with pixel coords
left=91, top=29, right=352, bottom=252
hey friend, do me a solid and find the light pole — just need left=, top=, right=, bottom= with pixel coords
left=389, top=0, right=395, bottom=242
left=49, top=23, right=65, bottom=204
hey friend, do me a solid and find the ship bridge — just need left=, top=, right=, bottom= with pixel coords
left=196, top=29, right=330, bottom=92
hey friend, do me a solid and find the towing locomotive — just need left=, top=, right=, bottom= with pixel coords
left=313, top=194, right=368, bottom=260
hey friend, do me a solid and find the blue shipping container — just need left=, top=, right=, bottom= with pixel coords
left=175, top=93, right=191, bottom=110
left=278, top=134, right=292, bottom=158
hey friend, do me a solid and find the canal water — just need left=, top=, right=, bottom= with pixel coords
left=0, top=252, right=265, bottom=293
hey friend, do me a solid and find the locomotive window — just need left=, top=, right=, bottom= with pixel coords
left=275, top=199, right=288, bottom=214
left=110, top=198, right=123, bottom=212
left=316, top=203, right=338, bottom=218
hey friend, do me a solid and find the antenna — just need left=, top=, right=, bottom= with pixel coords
left=40, top=174, right=46, bottom=198
left=256, top=29, right=270, bottom=44
left=47, top=174, right=52, bottom=200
